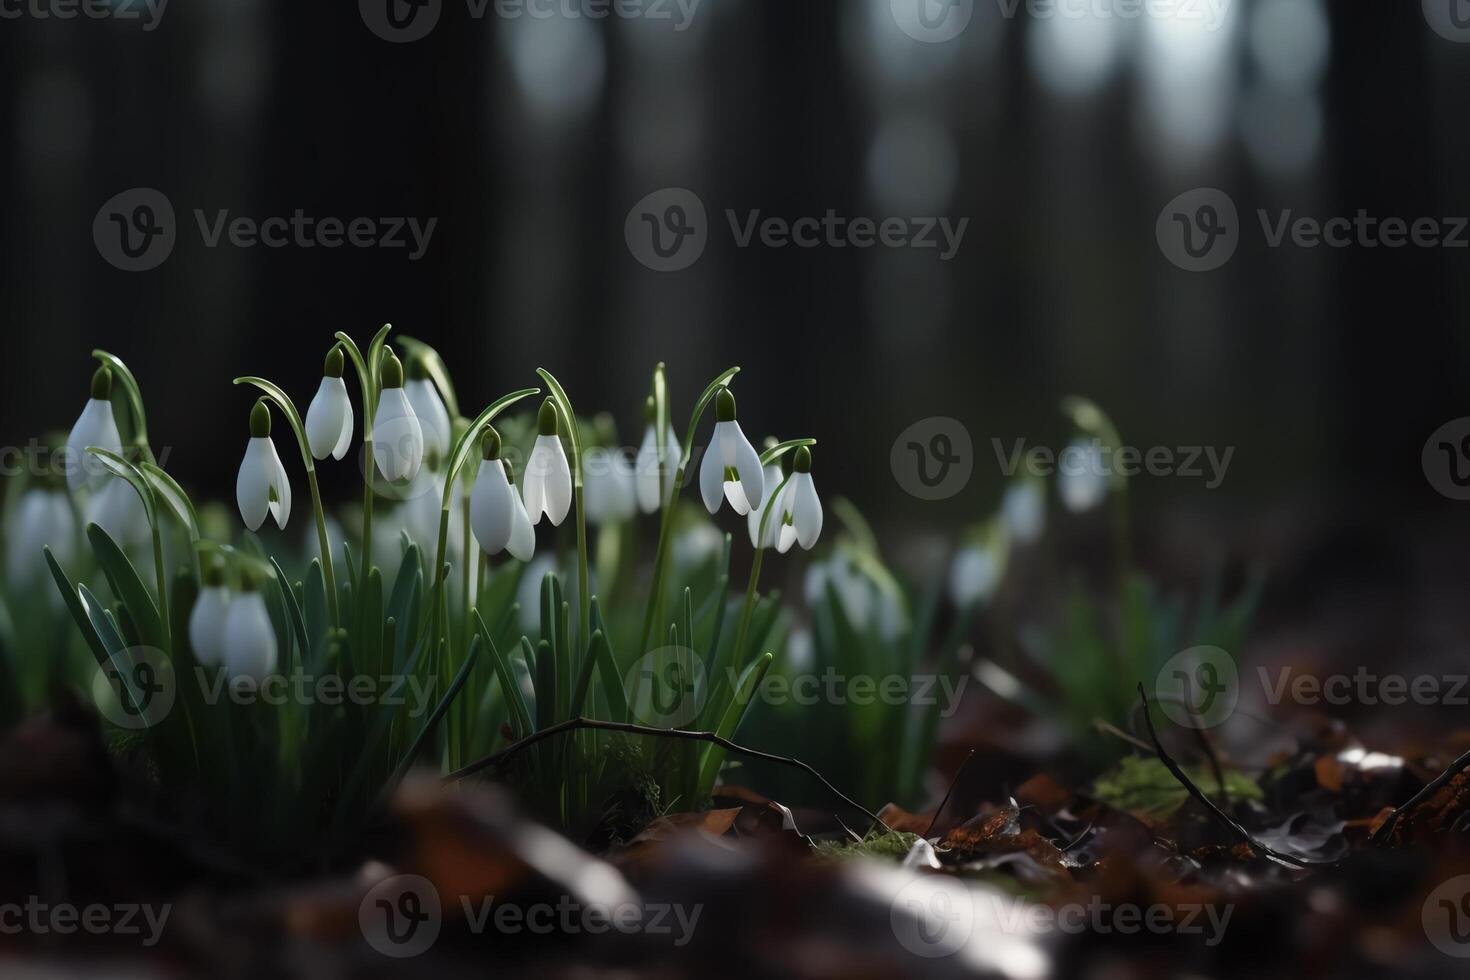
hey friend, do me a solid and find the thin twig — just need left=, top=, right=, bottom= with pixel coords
left=1369, top=745, right=1470, bottom=846
left=924, top=749, right=977, bottom=839
left=1094, top=718, right=1153, bottom=753
left=445, top=716, right=889, bottom=831
left=1134, top=684, right=1328, bottom=869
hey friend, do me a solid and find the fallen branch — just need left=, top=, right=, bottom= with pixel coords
left=1134, top=684, right=1329, bottom=869
left=445, top=716, right=889, bottom=831
left=1368, top=745, right=1470, bottom=846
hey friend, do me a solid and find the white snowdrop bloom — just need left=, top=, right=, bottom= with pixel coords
left=404, top=356, right=452, bottom=461
left=948, top=536, right=1007, bottom=609
left=774, top=447, right=822, bottom=554
left=470, top=429, right=535, bottom=561
left=804, top=554, right=870, bottom=627
left=304, top=347, right=354, bottom=461
left=672, top=517, right=724, bottom=570
left=1001, top=477, right=1046, bottom=544
left=236, top=400, right=293, bottom=532
left=65, top=366, right=123, bottom=492
left=403, top=468, right=447, bottom=552
left=1057, top=438, right=1108, bottom=513
left=522, top=399, right=572, bottom=526
left=698, top=387, right=764, bottom=516
left=583, top=446, right=636, bottom=525
left=188, top=563, right=230, bottom=668
left=88, top=475, right=149, bottom=547
left=5, top=486, right=77, bottom=586
left=746, top=461, right=784, bottom=549
left=633, top=398, right=680, bottom=514
left=371, top=352, right=424, bottom=484
left=221, top=578, right=277, bottom=682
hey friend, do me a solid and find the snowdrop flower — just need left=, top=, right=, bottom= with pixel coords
left=584, top=446, right=636, bottom=525
left=522, top=399, right=572, bottom=526
left=403, top=467, right=448, bottom=552
left=221, top=571, right=277, bottom=682
left=634, top=397, right=680, bottom=514
left=304, top=347, right=354, bottom=461
left=371, top=352, right=424, bottom=484
left=699, top=387, right=763, bottom=516
left=1057, top=438, right=1108, bottom=513
left=65, top=366, right=122, bottom=492
left=5, top=483, right=77, bottom=587
left=236, top=399, right=293, bottom=531
left=470, top=428, right=535, bottom=561
left=1001, top=476, right=1045, bottom=544
left=188, top=562, right=230, bottom=668
left=949, top=523, right=1009, bottom=609
left=404, top=355, right=451, bottom=462
left=746, top=460, right=784, bottom=548
left=87, top=475, right=149, bottom=547
left=774, top=447, right=822, bottom=554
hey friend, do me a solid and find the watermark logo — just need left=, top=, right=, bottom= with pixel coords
left=1423, top=418, right=1470, bottom=501
left=360, top=0, right=442, bottom=43
left=0, top=0, right=168, bottom=30
left=625, top=188, right=708, bottom=272
left=891, top=876, right=975, bottom=958
left=1424, top=875, right=1470, bottom=957
left=91, top=646, right=176, bottom=729
left=360, top=874, right=442, bottom=958
left=1156, top=187, right=1239, bottom=272
left=94, top=188, right=176, bottom=272
left=1423, top=0, right=1470, bottom=43
left=891, top=417, right=973, bottom=500
left=1155, top=646, right=1237, bottom=729
left=625, top=646, right=706, bottom=727
left=0, top=898, right=171, bottom=946
left=994, top=437, right=1234, bottom=489
left=891, top=0, right=973, bottom=43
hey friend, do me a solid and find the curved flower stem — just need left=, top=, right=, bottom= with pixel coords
left=638, top=365, right=741, bottom=653
left=92, top=350, right=156, bottom=465
left=233, top=377, right=341, bottom=628
left=86, top=447, right=171, bottom=653
left=336, top=325, right=392, bottom=596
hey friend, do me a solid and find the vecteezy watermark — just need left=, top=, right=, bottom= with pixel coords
left=358, top=875, right=702, bottom=958
left=1158, top=187, right=1470, bottom=272
left=994, top=0, right=1231, bottom=30
left=890, top=876, right=1233, bottom=958
left=891, top=417, right=974, bottom=501
left=993, top=437, right=1234, bottom=489
left=1423, top=417, right=1470, bottom=501
left=92, top=647, right=177, bottom=730
left=626, top=647, right=706, bottom=728
left=624, top=188, right=968, bottom=272
left=93, top=188, right=437, bottom=272
left=0, top=898, right=171, bottom=947
left=1154, top=646, right=1238, bottom=729
left=0, top=0, right=167, bottom=30
left=890, top=0, right=973, bottom=43
left=1425, top=875, right=1470, bottom=957
left=1423, top=0, right=1470, bottom=43
left=0, top=440, right=173, bottom=480
left=741, top=669, right=968, bottom=717
left=360, top=0, right=700, bottom=43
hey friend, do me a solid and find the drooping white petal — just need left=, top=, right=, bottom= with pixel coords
left=747, top=463, right=784, bottom=548
left=221, top=592, right=278, bottom=682
left=237, top=437, right=291, bottom=531
left=88, top=475, right=149, bottom=546
left=405, top=378, right=451, bottom=460
left=5, top=489, right=77, bottom=586
left=634, top=425, right=680, bottom=514
left=470, top=463, right=515, bottom=555
left=698, top=432, right=725, bottom=514
left=585, top=448, right=637, bottom=526
left=949, top=545, right=1001, bottom=608
left=404, top=470, right=445, bottom=550
left=1001, top=479, right=1045, bottom=544
left=372, top=387, right=424, bottom=483
left=304, top=376, right=353, bottom=461
left=507, top=486, right=536, bottom=561
left=65, top=398, right=122, bottom=492
left=711, top=420, right=763, bottom=515
left=1057, top=439, right=1107, bottom=513
left=791, top=472, right=823, bottom=550
left=523, top=433, right=572, bottom=526
left=188, top=586, right=231, bottom=668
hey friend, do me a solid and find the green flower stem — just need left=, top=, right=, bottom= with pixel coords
left=535, top=369, right=588, bottom=654
left=730, top=471, right=793, bottom=672
left=335, top=324, right=392, bottom=598
left=92, top=350, right=155, bottom=465
left=151, top=522, right=171, bottom=651
left=638, top=365, right=740, bottom=653
left=232, top=377, right=341, bottom=628
left=86, top=447, right=171, bottom=653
